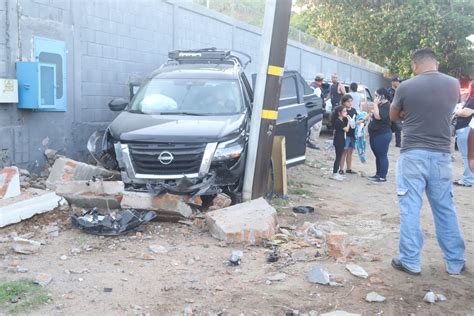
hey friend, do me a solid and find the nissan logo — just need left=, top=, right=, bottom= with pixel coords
left=158, top=151, right=174, bottom=165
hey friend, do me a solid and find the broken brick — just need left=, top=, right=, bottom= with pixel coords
left=325, top=231, right=348, bottom=258
left=208, top=193, right=232, bottom=211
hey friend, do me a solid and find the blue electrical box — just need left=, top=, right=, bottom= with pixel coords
left=15, top=37, right=67, bottom=111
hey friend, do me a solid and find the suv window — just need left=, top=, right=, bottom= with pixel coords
left=280, top=76, right=297, bottom=99
left=299, top=77, right=313, bottom=95
left=130, top=78, right=243, bottom=115
left=365, top=88, right=373, bottom=102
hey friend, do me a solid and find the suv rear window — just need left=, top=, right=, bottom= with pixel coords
left=130, top=79, right=243, bottom=115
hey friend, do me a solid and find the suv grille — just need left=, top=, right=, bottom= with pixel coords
left=128, top=142, right=206, bottom=175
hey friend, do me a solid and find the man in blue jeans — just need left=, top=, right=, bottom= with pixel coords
left=390, top=48, right=465, bottom=276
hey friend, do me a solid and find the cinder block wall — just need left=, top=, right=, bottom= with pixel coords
left=0, top=0, right=387, bottom=171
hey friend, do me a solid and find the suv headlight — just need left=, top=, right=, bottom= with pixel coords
left=213, top=135, right=245, bottom=161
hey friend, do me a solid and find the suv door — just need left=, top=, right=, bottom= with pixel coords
left=296, top=74, right=323, bottom=131
left=275, top=74, right=307, bottom=166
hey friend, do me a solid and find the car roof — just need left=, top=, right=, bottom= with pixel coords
left=151, top=64, right=239, bottom=80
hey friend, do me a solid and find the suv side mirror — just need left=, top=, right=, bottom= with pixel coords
left=108, top=98, right=128, bottom=111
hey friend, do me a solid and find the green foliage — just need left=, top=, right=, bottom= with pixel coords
left=0, top=280, right=50, bottom=314
left=292, top=0, right=474, bottom=79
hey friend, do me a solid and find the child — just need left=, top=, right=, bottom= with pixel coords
left=330, top=105, right=350, bottom=181
left=355, top=111, right=369, bottom=164
left=339, top=94, right=357, bottom=175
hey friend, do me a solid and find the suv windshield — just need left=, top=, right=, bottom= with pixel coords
left=129, top=78, right=243, bottom=115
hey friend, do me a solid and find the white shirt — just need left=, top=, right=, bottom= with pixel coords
left=348, top=91, right=361, bottom=112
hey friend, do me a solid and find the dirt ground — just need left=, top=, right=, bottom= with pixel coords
left=1, top=133, right=473, bottom=316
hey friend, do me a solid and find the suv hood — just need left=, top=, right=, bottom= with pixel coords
left=109, top=111, right=247, bottom=143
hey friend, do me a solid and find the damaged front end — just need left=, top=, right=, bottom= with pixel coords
left=87, top=130, right=247, bottom=199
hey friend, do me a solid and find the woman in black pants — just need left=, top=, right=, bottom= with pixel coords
left=330, top=105, right=350, bottom=181
left=368, top=88, right=392, bottom=183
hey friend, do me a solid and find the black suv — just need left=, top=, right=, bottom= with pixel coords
left=88, top=49, right=312, bottom=198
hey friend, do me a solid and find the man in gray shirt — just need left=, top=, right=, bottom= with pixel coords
left=390, top=48, right=465, bottom=276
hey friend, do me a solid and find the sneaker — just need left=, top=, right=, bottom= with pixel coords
left=371, top=177, right=387, bottom=183
left=367, top=175, right=379, bottom=181
left=453, top=180, right=472, bottom=187
left=391, top=258, right=421, bottom=276
left=338, top=170, right=345, bottom=176
left=346, top=169, right=357, bottom=174
left=330, top=173, right=344, bottom=181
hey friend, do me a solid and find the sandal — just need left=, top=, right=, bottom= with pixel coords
left=346, top=169, right=357, bottom=174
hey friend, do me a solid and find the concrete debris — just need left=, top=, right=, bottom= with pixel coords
left=44, top=148, right=58, bottom=163
left=436, top=294, right=447, bottom=302
left=149, top=245, right=168, bottom=254
left=16, top=267, right=29, bottom=273
left=136, top=252, right=156, bottom=260
left=0, top=166, right=21, bottom=199
left=320, top=311, right=361, bottom=316
left=208, top=193, right=232, bottom=211
left=267, top=273, right=287, bottom=282
left=205, top=197, right=278, bottom=245
left=121, top=192, right=194, bottom=219
left=71, top=248, right=82, bottom=255
left=325, top=231, right=348, bottom=258
left=46, top=157, right=118, bottom=191
left=60, top=255, right=68, bottom=260
left=45, top=225, right=60, bottom=238
left=55, top=180, right=124, bottom=209
left=423, top=291, right=446, bottom=304
left=228, top=250, right=243, bottom=266
left=11, top=237, right=41, bottom=254
left=365, top=291, right=386, bottom=302
left=0, top=189, right=66, bottom=227
left=34, top=272, right=53, bottom=286
left=423, top=291, right=437, bottom=304
left=345, top=263, right=369, bottom=279
left=308, top=265, right=330, bottom=285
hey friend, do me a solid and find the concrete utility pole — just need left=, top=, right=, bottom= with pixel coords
left=242, top=0, right=292, bottom=201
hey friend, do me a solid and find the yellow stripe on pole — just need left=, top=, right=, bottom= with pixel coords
left=262, top=109, right=278, bottom=120
left=267, top=65, right=283, bottom=77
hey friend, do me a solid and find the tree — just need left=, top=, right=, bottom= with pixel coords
left=291, top=0, right=474, bottom=80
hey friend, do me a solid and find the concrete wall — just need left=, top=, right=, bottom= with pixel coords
left=0, top=0, right=387, bottom=171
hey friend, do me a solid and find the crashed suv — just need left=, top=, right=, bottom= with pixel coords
left=88, top=49, right=254, bottom=199
left=88, top=49, right=309, bottom=200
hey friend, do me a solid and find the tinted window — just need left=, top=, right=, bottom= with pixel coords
left=130, top=79, right=243, bottom=115
left=299, top=77, right=313, bottom=95
left=365, top=88, right=373, bottom=102
left=280, top=77, right=297, bottom=99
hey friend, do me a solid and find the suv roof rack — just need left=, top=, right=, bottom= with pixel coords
left=165, top=48, right=251, bottom=69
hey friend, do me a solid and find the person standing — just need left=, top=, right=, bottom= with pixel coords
left=327, top=73, right=346, bottom=109
left=453, top=80, right=474, bottom=187
left=388, top=76, right=402, bottom=147
left=348, top=82, right=361, bottom=112
left=390, top=48, right=465, bottom=276
left=368, top=88, right=392, bottom=183
left=339, top=94, right=357, bottom=174
left=308, top=73, right=325, bottom=149
left=330, top=105, right=350, bottom=181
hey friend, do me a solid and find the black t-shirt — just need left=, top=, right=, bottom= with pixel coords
left=455, top=97, right=474, bottom=130
left=343, top=107, right=358, bottom=138
left=333, top=118, right=346, bottom=147
left=368, top=101, right=391, bottom=136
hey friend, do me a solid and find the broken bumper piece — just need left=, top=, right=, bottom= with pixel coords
left=144, top=174, right=221, bottom=196
left=70, top=208, right=157, bottom=236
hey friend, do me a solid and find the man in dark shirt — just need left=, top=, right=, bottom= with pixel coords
left=390, top=48, right=465, bottom=276
left=327, top=73, right=346, bottom=108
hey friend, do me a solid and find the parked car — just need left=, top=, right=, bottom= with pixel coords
left=87, top=49, right=310, bottom=200
left=320, top=81, right=373, bottom=130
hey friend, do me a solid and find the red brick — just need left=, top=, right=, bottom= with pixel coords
left=325, top=231, right=348, bottom=258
